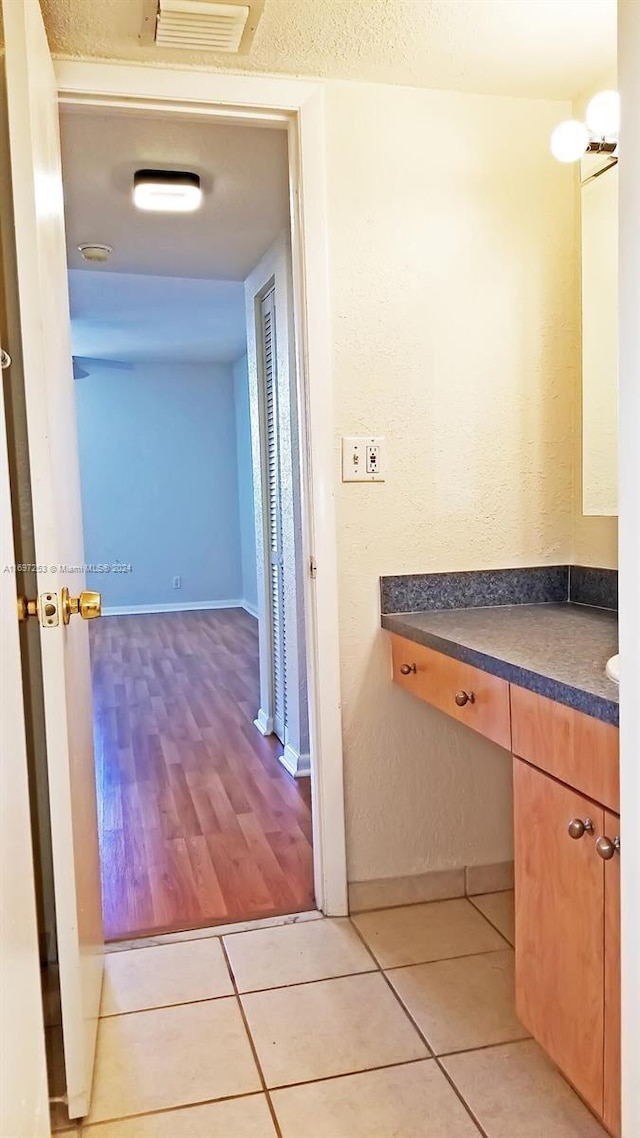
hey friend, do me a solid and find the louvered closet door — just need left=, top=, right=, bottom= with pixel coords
left=261, top=288, right=287, bottom=742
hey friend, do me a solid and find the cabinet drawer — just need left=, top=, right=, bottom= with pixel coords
left=390, top=634, right=511, bottom=750
left=510, top=685, right=619, bottom=812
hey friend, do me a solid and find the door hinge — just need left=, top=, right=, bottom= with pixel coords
left=310, top=556, right=317, bottom=579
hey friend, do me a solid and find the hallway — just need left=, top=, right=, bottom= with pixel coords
left=90, top=609, right=314, bottom=940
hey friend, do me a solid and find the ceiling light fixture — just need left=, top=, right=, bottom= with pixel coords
left=78, top=243, right=113, bottom=263
left=133, top=169, right=202, bottom=213
left=550, top=90, right=619, bottom=183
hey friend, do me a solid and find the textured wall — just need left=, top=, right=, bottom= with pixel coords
left=76, top=361, right=244, bottom=609
left=324, top=82, right=578, bottom=882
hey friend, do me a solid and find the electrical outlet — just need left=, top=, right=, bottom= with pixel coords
left=172, top=575, right=181, bottom=589
left=342, top=436, right=386, bottom=482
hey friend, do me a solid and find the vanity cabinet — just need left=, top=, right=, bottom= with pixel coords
left=513, top=760, right=620, bottom=1134
left=389, top=633, right=620, bottom=1134
left=603, top=807, right=621, bottom=1138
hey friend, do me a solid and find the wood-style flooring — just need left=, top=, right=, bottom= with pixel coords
left=89, top=608, right=314, bottom=940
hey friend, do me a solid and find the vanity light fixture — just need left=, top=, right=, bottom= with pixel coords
left=550, top=91, right=619, bottom=183
left=133, top=169, right=202, bottom=213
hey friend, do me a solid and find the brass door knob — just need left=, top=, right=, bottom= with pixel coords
left=595, top=835, right=620, bottom=860
left=455, top=690, right=475, bottom=707
left=399, top=663, right=417, bottom=675
left=61, top=587, right=102, bottom=625
left=17, top=595, right=39, bottom=623
left=568, top=817, right=594, bottom=839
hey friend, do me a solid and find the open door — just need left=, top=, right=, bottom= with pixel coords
left=0, top=345, right=50, bottom=1136
left=2, top=0, right=104, bottom=1118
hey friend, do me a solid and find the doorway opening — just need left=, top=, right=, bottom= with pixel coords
left=59, top=106, right=314, bottom=940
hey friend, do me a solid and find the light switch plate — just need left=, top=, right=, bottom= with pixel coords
left=342, top=436, right=386, bottom=482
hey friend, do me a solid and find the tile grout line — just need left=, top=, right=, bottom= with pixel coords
left=98, top=950, right=521, bottom=1021
left=347, top=916, right=497, bottom=1138
left=77, top=1091, right=268, bottom=1134
left=467, top=896, right=515, bottom=948
left=433, top=1056, right=490, bottom=1138
left=220, top=938, right=283, bottom=1138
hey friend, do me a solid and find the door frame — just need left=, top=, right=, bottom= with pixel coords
left=53, top=61, right=348, bottom=917
left=618, top=3, right=640, bottom=1133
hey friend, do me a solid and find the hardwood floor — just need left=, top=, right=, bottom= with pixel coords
left=89, top=608, right=314, bottom=940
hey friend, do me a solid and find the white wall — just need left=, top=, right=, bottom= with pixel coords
left=75, top=360, right=245, bottom=610
left=233, top=353, right=258, bottom=612
left=323, top=81, right=579, bottom=883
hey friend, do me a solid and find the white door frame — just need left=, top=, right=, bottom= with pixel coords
left=618, top=3, right=640, bottom=1134
left=53, top=60, right=348, bottom=917
left=245, top=235, right=310, bottom=778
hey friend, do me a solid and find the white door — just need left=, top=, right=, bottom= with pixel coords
left=0, top=350, right=50, bottom=1138
left=2, top=0, right=104, bottom=1119
left=260, top=287, right=287, bottom=741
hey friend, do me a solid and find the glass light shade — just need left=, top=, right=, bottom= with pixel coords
left=585, top=90, right=620, bottom=139
left=550, top=120, right=590, bottom=163
left=133, top=170, right=202, bottom=213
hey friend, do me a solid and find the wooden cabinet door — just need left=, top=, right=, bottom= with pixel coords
left=603, top=809, right=621, bottom=1138
left=514, top=759, right=605, bottom=1117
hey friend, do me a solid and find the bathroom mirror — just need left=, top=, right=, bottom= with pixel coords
left=581, top=153, right=618, bottom=516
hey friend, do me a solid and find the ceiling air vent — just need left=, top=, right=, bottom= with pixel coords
left=142, top=0, right=263, bottom=54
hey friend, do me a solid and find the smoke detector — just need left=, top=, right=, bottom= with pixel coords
left=140, top=0, right=265, bottom=53
left=78, top=244, right=113, bottom=263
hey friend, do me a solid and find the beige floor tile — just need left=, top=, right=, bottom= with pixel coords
left=242, top=972, right=428, bottom=1088
left=100, top=938, right=233, bottom=1015
left=352, top=899, right=507, bottom=968
left=272, top=1060, right=481, bottom=1137
left=470, top=891, right=515, bottom=946
left=224, top=917, right=376, bottom=992
left=387, top=950, right=528, bottom=1055
left=442, top=1040, right=608, bottom=1138
left=87, top=998, right=261, bottom=1123
left=82, top=1095, right=277, bottom=1137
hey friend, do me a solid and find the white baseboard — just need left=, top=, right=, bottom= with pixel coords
left=102, top=599, right=244, bottom=616
left=254, top=708, right=274, bottom=736
left=278, top=743, right=311, bottom=779
left=241, top=600, right=259, bottom=619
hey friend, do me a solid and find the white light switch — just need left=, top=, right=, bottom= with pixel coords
left=342, top=436, right=386, bottom=482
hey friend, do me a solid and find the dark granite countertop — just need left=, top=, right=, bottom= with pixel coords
left=382, top=603, right=619, bottom=725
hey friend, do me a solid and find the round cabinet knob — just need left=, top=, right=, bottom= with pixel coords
left=455, top=690, right=475, bottom=707
left=595, top=835, right=620, bottom=860
left=567, top=817, right=594, bottom=840
left=399, top=663, right=417, bottom=676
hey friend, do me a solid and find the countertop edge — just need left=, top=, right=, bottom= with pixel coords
left=382, top=613, right=619, bottom=727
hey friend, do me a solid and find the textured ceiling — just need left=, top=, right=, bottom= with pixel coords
left=60, top=109, right=289, bottom=280
left=39, top=0, right=616, bottom=100
left=69, top=270, right=247, bottom=363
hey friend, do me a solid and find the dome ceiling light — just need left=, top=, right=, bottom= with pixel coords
left=133, top=169, right=203, bottom=213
